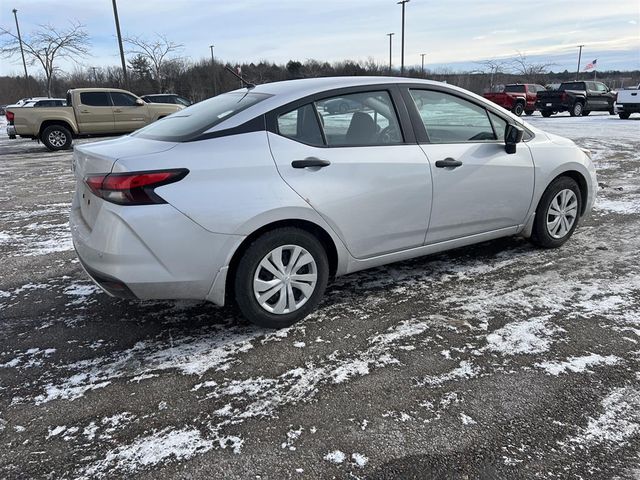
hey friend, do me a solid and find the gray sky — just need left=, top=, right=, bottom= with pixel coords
left=1, top=0, right=639, bottom=76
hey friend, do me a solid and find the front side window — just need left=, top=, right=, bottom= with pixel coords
left=132, top=91, right=271, bottom=142
left=80, top=92, right=111, bottom=107
left=595, top=83, right=608, bottom=92
left=410, top=90, right=495, bottom=143
left=277, top=104, right=324, bottom=146
left=111, top=92, right=139, bottom=106
left=315, top=91, right=403, bottom=146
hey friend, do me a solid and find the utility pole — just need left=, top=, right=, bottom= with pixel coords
left=397, top=0, right=409, bottom=76
left=91, top=67, right=98, bottom=84
left=210, top=44, right=217, bottom=96
left=420, top=53, right=426, bottom=76
left=111, top=0, right=128, bottom=88
left=12, top=9, right=30, bottom=95
left=386, top=33, right=394, bottom=74
left=575, top=44, right=584, bottom=81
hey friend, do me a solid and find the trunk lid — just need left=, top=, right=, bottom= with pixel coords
left=72, top=136, right=178, bottom=229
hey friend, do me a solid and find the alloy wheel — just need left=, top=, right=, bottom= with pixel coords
left=48, top=130, right=66, bottom=148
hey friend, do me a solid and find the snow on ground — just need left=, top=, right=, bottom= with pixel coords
left=0, top=111, right=639, bottom=478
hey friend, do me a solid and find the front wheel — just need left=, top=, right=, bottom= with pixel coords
left=531, top=177, right=582, bottom=249
left=582, top=110, right=590, bottom=116
left=541, top=110, right=553, bottom=118
left=234, top=228, right=329, bottom=328
left=619, top=112, right=631, bottom=120
left=525, top=110, right=534, bottom=116
left=41, top=124, right=72, bottom=151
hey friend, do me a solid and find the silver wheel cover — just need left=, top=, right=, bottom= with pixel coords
left=253, top=245, right=318, bottom=314
left=48, top=130, right=66, bottom=148
left=546, top=189, right=578, bottom=239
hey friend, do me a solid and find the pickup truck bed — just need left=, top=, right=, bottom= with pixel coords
left=616, top=84, right=640, bottom=119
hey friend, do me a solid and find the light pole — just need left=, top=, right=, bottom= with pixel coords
left=420, top=53, right=426, bottom=76
left=386, top=33, right=394, bottom=74
left=210, top=44, right=217, bottom=96
left=111, top=0, right=128, bottom=88
left=576, top=44, right=584, bottom=81
left=397, top=0, right=409, bottom=76
left=12, top=9, right=30, bottom=94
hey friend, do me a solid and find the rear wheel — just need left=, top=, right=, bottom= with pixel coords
left=531, top=177, right=582, bottom=249
left=582, top=110, right=590, bottom=116
left=512, top=102, right=524, bottom=116
left=525, top=110, right=534, bottom=116
left=41, top=124, right=72, bottom=151
left=234, top=228, right=329, bottom=328
left=541, top=110, right=553, bottom=118
left=609, top=107, right=616, bottom=115
left=619, top=112, right=630, bottom=120
left=570, top=101, right=583, bottom=117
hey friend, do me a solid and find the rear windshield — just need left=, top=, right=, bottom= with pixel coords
left=559, top=82, right=585, bottom=91
left=504, top=85, right=526, bottom=93
left=132, top=91, right=271, bottom=142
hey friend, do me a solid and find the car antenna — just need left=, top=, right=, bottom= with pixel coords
left=225, top=66, right=255, bottom=89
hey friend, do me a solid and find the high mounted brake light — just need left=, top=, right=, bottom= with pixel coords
left=84, top=169, right=188, bottom=205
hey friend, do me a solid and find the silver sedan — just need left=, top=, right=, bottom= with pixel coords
left=70, top=77, right=597, bottom=328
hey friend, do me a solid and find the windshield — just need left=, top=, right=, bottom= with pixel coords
left=132, top=91, right=271, bottom=142
left=504, top=85, right=526, bottom=93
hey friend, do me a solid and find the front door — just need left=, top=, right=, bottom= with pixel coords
left=76, top=92, right=114, bottom=134
left=110, top=92, right=149, bottom=133
left=268, top=90, right=432, bottom=259
left=406, top=88, right=535, bottom=244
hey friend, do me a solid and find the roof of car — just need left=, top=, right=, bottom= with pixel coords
left=142, top=93, right=179, bottom=97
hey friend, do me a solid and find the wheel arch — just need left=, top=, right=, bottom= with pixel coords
left=39, top=120, right=76, bottom=137
left=551, top=170, right=589, bottom=216
left=224, top=218, right=340, bottom=305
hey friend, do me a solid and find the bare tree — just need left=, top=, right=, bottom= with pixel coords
left=476, top=58, right=510, bottom=91
left=510, top=52, right=554, bottom=83
left=0, top=21, right=90, bottom=97
left=124, top=34, right=183, bottom=92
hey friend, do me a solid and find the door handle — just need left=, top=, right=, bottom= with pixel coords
left=80, top=110, right=89, bottom=113
left=113, top=109, right=122, bottom=113
left=291, top=157, right=331, bottom=169
left=435, top=158, right=463, bottom=168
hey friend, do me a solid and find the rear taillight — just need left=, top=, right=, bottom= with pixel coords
left=84, top=169, right=188, bottom=205
left=560, top=92, right=568, bottom=102
left=6, top=111, right=14, bottom=122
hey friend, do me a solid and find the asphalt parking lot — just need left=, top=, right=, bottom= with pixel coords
left=0, top=113, right=639, bottom=479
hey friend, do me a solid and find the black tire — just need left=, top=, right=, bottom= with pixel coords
left=619, top=112, right=630, bottom=120
left=41, top=124, right=72, bottom=151
left=570, top=101, right=583, bottom=117
left=609, top=107, right=616, bottom=115
left=582, top=110, right=590, bottom=116
left=524, top=110, right=534, bottom=116
left=541, top=110, right=553, bottom=118
left=512, top=102, right=524, bottom=116
left=531, top=177, right=582, bottom=249
left=234, top=228, right=329, bottom=328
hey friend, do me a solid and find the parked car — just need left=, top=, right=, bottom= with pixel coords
left=141, top=93, right=192, bottom=107
left=0, top=105, right=6, bottom=116
left=535, top=81, right=616, bottom=117
left=323, top=97, right=362, bottom=114
left=615, top=83, right=640, bottom=119
left=5, top=88, right=183, bottom=151
left=70, top=77, right=597, bottom=328
left=483, top=84, right=545, bottom=116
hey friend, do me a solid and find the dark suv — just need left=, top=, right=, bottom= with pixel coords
left=141, top=94, right=192, bottom=107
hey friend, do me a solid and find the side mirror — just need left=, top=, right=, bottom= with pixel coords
left=505, top=124, right=524, bottom=154
left=135, top=98, right=145, bottom=106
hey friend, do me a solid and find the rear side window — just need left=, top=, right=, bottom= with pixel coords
left=132, top=91, right=271, bottom=142
left=277, top=104, right=324, bottom=147
left=111, top=92, right=139, bottom=106
left=559, top=82, right=584, bottom=91
left=80, top=92, right=112, bottom=107
left=504, top=85, right=526, bottom=93
left=410, top=89, right=495, bottom=143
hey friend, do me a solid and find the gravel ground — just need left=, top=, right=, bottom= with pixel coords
left=0, top=113, right=639, bottom=479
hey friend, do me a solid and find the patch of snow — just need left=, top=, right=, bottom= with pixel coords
left=536, top=354, right=620, bottom=375
left=352, top=452, right=369, bottom=467
left=324, top=450, right=346, bottom=464
left=461, top=413, right=477, bottom=425
left=486, top=316, right=560, bottom=355
left=418, top=360, right=479, bottom=386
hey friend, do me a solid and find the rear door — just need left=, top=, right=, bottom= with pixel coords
left=404, top=88, right=534, bottom=244
left=268, top=88, right=432, bottom=259
left=110, top=91, right=150, bottom=133
left=76, top=92, right=115, bottom=133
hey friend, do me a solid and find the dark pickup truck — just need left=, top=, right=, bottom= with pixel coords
left=536, top=81, right=616, bottom=117
left=483, top=84, right=545, bottom=116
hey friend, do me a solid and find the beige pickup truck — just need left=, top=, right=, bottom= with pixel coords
left=5, top=88, right=183, bottom=151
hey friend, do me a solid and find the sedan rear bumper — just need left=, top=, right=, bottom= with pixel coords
left=6, top=125, right=16, bottom=137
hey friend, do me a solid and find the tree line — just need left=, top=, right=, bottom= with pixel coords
left=1, top=22, right=638, bottom=104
